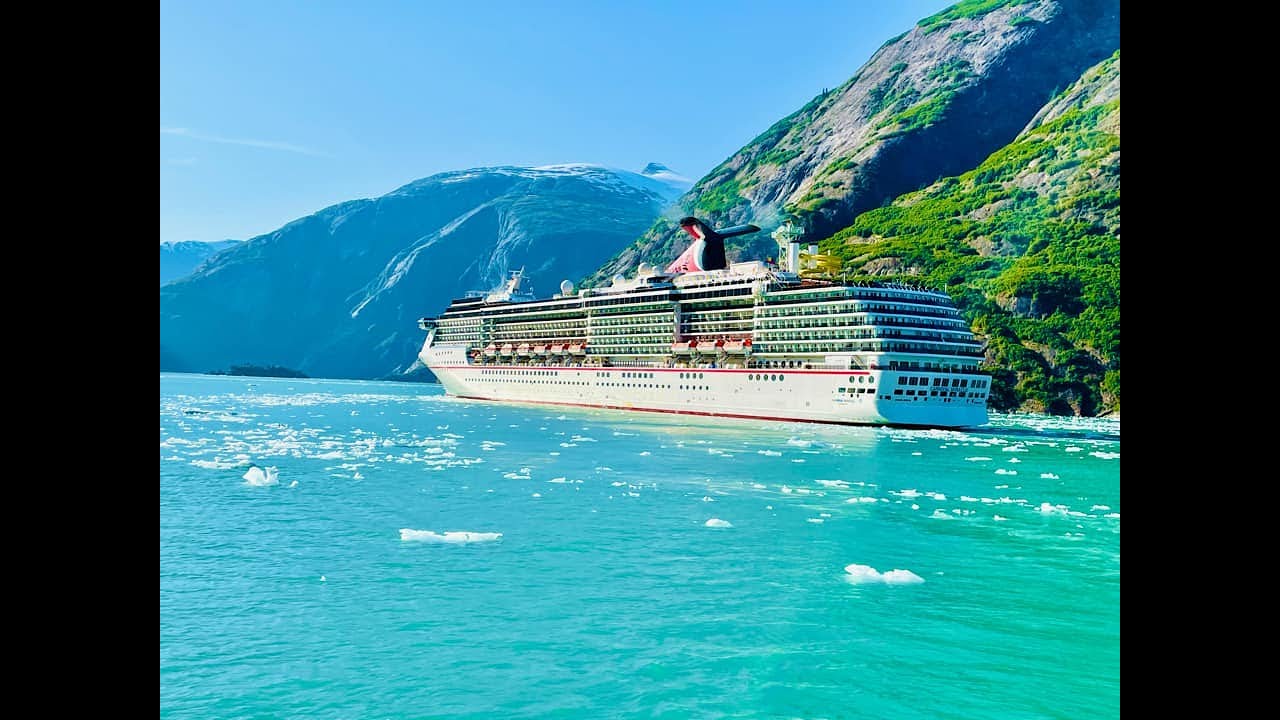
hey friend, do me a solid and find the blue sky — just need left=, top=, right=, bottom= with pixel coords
left=160, top=0, right=952, bottom=244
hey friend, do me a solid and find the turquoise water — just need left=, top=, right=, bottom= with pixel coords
left=160, top=373, right=1119, bottom=719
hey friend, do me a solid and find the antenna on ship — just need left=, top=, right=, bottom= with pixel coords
left=772, top=219, right=804, bottom=273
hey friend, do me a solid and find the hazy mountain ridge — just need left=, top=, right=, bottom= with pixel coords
left=160, top=240, right=240, bottom=286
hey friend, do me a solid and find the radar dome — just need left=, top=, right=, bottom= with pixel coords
left=612, top=273, right=626, bottom=285
left=637, top=262, right=653, bottom=276
left=560, top=279, right=575, bottom=295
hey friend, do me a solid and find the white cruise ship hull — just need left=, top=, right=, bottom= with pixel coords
left=422, top=346, right=988, bottom=429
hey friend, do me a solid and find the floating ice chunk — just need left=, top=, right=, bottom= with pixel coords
left=701, top=496, right=715, bottom=502
left=353, top=471, right=364, bottom=480
left=571, top=435, right=597, bottom=443
left=548, top=477, right=569, bottom=484
left=1091, top=504, right=1111, bottom=511
left=786, top=438, right=816, bottom=448
left=846, top=497, right=878, bottom=504
left=288, top=480, right=298, bottom=488
left=1040, top=473, right=1060, bottom=480
left=639, top=451, right=651, bottom=456
left=559, top=442, right=577, bottom=448
left=320, top=575, right=326, bottom=581
left=242, top=465, right=280, bottom=486
left=532, top=493, right=542, bottom=498
left=1065, top=446, right=1083, bottom=453
left=610, top=481, right=626, bottom=487
left=765, top=505, right=773, bottom=510
left=843, top=564, right=924, bottom=585
left=966, top=456, right=993, bottom=462
left=192, top=459, right=237, bottom=470
left=959, top=496, right=979, bottom=502
left=994, top=515, right=1008, bottom=522
left=819, top=513, right=832, bottom=518
left=795, top=488, right=813, bottom=494
left=595, top=466, right=613, bottom=472
left=1090, top=451, right=1120, bottom=460
left=894, top=489, right=921, bottom=498
left=930, top=509, right=951, bottom=519
left=1003, top=445, right=1028, bottom=453
left=911, top=503, right=920, bottom=510
left=751, top=483, right=766, bottom=490
left=817, top=480, right=849, bottom=488
left=911, top=452, right=923, bottom=456
left=927, top=492, right=947, bottom=501
left=399, top=529, right=502, bottom=543
left=792, top=459, right=806, bottom=463
left=1104, top=512, right=1120, bottom=519
left=757, top=450, right=782, bottom=457
left=1007, top=458, right=1021, bottom=464
left=704, top=518, right=733, bottom=528
left=503, top=472, right=531, bottom=480
left=781, top=485, right=793, bottom=494
left=994, top=469, right=1018, bottom=476
left=807, top=518, right=825, bottom=524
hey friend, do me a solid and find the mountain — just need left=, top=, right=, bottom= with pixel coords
left=160, top=240, right=240, bottom=286
left=586, top=0, right=1119, bottom=285
left=822, top=51, right=1119, bottom=415
left=160, top=164, right=686, bottom=378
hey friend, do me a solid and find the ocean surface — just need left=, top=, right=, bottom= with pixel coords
left=160, top=373, right=1120, bottom=719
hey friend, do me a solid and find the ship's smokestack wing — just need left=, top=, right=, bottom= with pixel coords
left=664, top=217, right=761, bottom=274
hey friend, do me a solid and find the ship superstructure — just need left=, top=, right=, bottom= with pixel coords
left=418, top=218, right=989, bottom=427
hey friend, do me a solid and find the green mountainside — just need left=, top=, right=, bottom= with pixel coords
left=586, top=0, right=1119, bottom=286
left=821, top=51, right=1119, bottom=415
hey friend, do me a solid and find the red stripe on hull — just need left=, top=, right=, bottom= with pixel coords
left=432, top=365, right=872, bottom=376
left=450, top=394, right=914, bottom=428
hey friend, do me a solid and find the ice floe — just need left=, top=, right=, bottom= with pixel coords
left=242, top=465, right=279, bottom=486
left=843, top=563, right=924, bottom=585
left=399, top=529, right=502, bottom=543
left=704, top=518, right=732, bottom=528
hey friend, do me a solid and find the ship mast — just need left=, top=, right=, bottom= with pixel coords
left=772, top=220, right=804, bottom=273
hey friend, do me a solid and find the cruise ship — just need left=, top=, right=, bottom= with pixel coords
left=417, top=217, right=989, bottom=427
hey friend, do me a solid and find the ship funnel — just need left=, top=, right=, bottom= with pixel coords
left=664, top=217, right=761, bottom=274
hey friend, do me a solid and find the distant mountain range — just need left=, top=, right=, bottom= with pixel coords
left=160, top=240, right=240, bottom=286
left=159, top=164, right=688, bottom=378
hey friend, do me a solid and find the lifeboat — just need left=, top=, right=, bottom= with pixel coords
left=742, top=338, right=753, bottom=355
left=500, top=343, right=515, bottom=356
left=517, top=343, right=532, bottom=356
left=709, top=338, right=726, bottom=352
left=533, top=344, right=548, bottom=356
left=549, top=344, right=566, bottom=355
left=483, top=343, right=498, bottom=357
left=567, top=343, right=586, bottom=355
left=672, top=341, right=693, bottom=355
left=723, top=339, right=744, bottom=354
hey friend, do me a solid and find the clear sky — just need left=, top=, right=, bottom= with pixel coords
left=160, top=0, right=952, bottom=244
